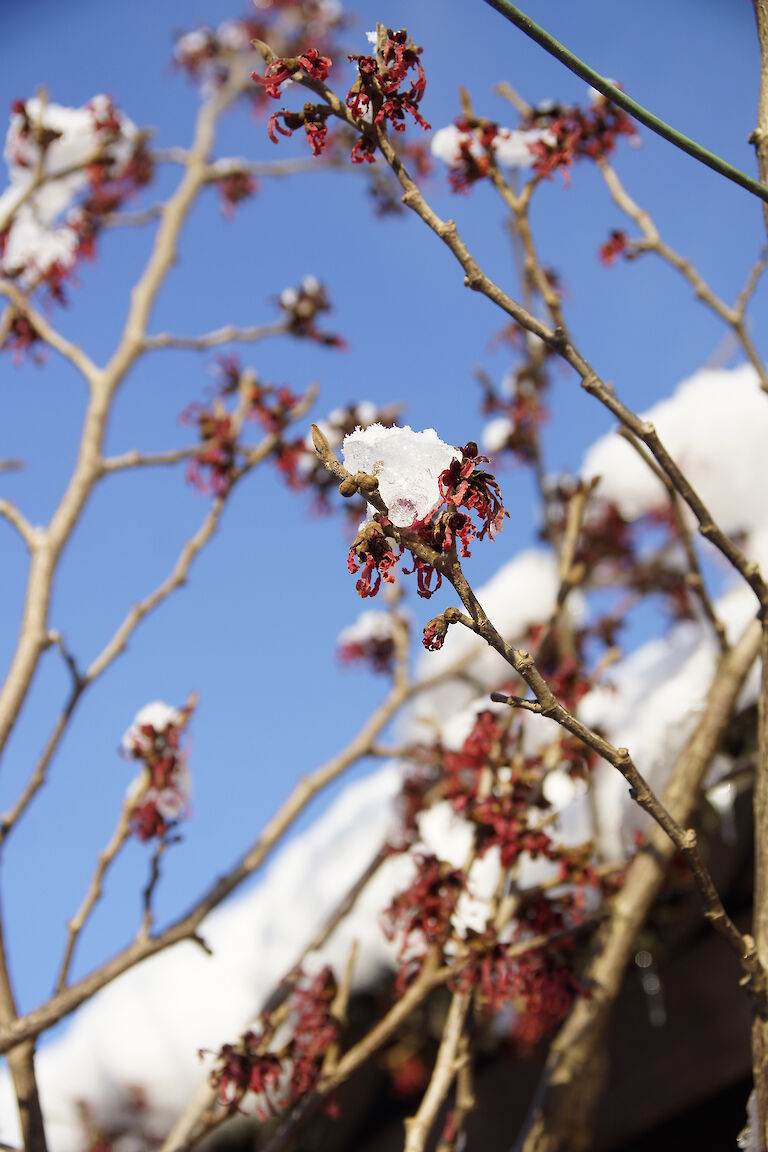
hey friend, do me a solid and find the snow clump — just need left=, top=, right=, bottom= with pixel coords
left=342, top=423, right=460, bottom=528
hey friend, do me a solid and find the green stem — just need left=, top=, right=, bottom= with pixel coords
left=482, top=0, right=768, bottom=207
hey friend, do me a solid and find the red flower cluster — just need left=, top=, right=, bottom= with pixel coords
left=181, top=358, right=308, bottom=496
left=210, top=967, right=338, bottom=1116
left=347, top=520, right=402, bottom=598
left=443, top=710, right=507, bottom=812
left=230, top=368, right=304, bottom=436
left=251, top=41, right=336, bottom=156
left=381, top=853, right=466, bottom=991
left=599, top=228, right=629, bottom=266
left=445, top=117, right=503, bottom=193
left=343, top=442, right=508, bottom=607
left=523, top=95, right=637, bottom=182
left=347, top=29, right=430, bottom=135
left=265, top=100, right=336, bottom=156
left=455, top=935, right=521, bottom=1015
left=2, top=313, right=42, bottom=365
left=216, top=170, right=257, bottom=217
left=180, top=403, right=238, bottom=497
left=422, top=612, right=452, bottom=652
left=338, top=634, right=395, bottom=674
left=211, top=1039, right=283, bottom=1118
left=122, top=704, right=193, bottom=843
left=253, top=47, right=332, bottom=98
left=438, top=442, right=507, bottom=541
left=1, top=96, right=153, bottom=318
left=276, top=275, right=345, bottom=346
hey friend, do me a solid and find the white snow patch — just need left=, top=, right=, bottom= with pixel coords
left=342, top=424, right=460, bottom=528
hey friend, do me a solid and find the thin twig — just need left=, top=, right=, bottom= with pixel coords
left=100, top=447, right=196, bottom=473
left=55, top=785, right=143, bottom=992
left=0, top=282, right=99, bottom=383
left=139, top=835, right=177, bottom=941
left=617, top=428, right=728, bottom=651
left=0, top=500, right=38, bottom=551
left=142, top=321, right=287, bottom=352
left=101, top=205, right=165, bottom=228
left=750, top=8, right=768, bottom=1147
left=403, top=990, right=471, bottom=1152
left=598, top=159, right=768, bottom=392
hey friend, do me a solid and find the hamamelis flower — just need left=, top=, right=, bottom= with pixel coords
left=122, top=700, right=193, bottom=842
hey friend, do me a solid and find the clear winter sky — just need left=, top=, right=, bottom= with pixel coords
left=0, top=0, right=765, bottom=1027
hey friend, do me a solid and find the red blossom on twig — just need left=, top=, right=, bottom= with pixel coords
left=599, top=228, right=629, bottom=266
left=347, top=520, right=402, bottom=598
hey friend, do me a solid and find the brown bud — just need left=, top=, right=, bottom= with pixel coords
left=356, top=472, right=379, bottom=494
left=311, top=423, right=330, bottom=457
left=338, top=476, right=358, bottom=498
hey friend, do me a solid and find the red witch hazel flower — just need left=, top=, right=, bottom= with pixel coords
left=337, top=610, right=398, bottom=673
left=2, top=313, right=43, bottom=364
left=209, top=967, right=339, bottom=1118
left=347, top=520, right=402, bottom=598
left=216, top=170, right=257, bottom=217
left=253, top=48, right=334, bottom=157
left=179, top=401, right=238, bottom=496
left=438, top=441, right=508, bottom=540
left=266, top=103, right=334, bottom=156
left=431, top=117, right=551, bottom=194
left=252, top=48, right=332, bottom=98
left=599, top=228, right=629, bottom=266
left=121, top=700, right=194, bottom=842
left=522, top=88, right=638, bottom=182
left=381, top=853, right=466, bottom=991
left=212, top=358, right=304, bottom=434
left=1, top=95, right=151, bottom=303
left=347, top=29, right=429, bottom=134
left=276, top=275, right=345, bottom=346
left=332, top=425, right=508, bottom=608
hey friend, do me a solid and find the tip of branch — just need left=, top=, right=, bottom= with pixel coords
left=311, top=422, right=330, bottom=458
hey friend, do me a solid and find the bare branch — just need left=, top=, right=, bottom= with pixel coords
left=56, top=785, right=140, bottom=992
left=750, top=9, right=768, bottom=1146
left=403, top=991, right=471, bottom=1152
left=0, top=499, right=38, bottom=551
left=0, top=282, right=99, bottom=384
left=0, top=900, right=48, bottom=1152
left=101, top=205, right=165, bottom=228
left=205, top=156, right=336, bottom=180
left=735, top=247, right=768, bottom=319
left=617, top=429, right=728, bottom=651
left=100, top=447, right=196, bottom=474
left=138, top=835, right=177, bottom=941
left=142, top=320, right=287, bottom=352
left=598, top=158, right=768, bottom=392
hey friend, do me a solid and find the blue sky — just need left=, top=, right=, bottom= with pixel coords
left=0, top=0, right=765, bottom=1026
